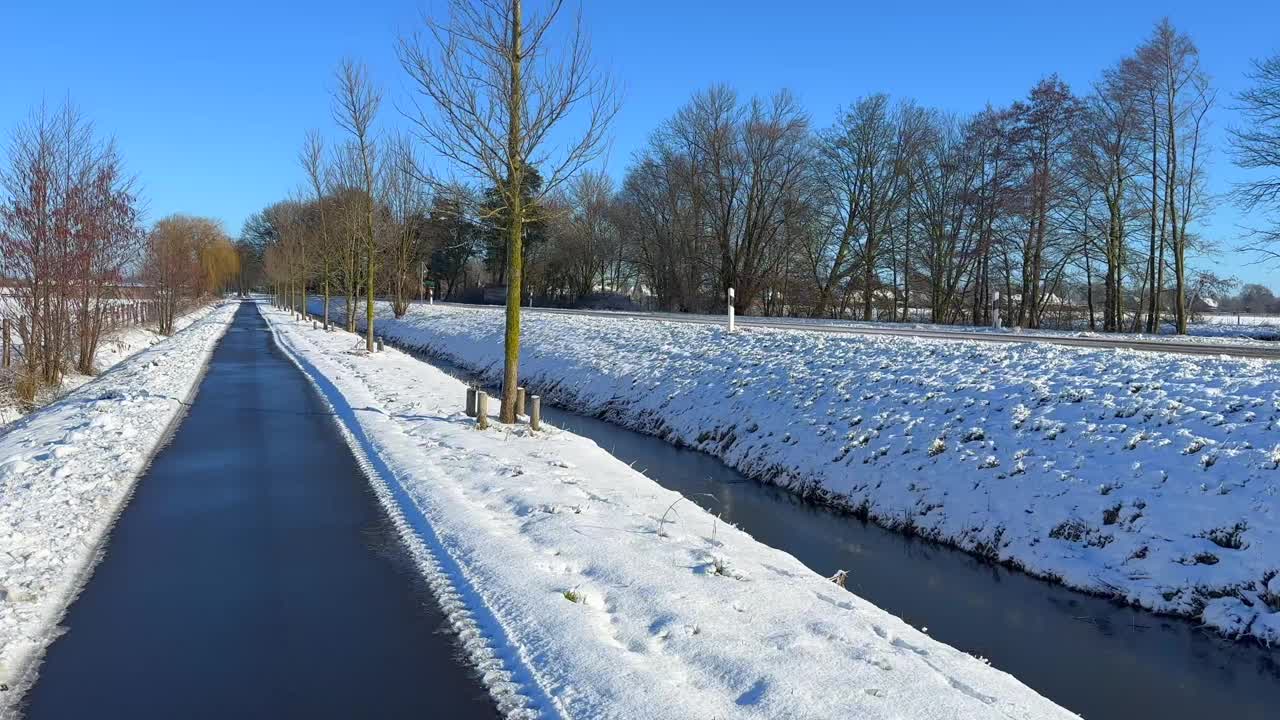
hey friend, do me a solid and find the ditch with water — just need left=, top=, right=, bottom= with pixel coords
left=412, top=345, right=1280, bottom=720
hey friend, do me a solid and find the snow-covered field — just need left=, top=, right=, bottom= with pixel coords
left=1200, top=313, right=1280, bottom=327
left=326, top=299, right=1280, bottom=645
left=0, top=302, right=235, bottom=712
left=0, top=303, right=218, bottom=428
left=510, top=304, right=1280, bottom=346
left=1181, top=316, right=1280, bottom=341
left=270, top=303, right=1076, bottom=718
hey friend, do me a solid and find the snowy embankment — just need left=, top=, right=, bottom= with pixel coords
left=0, top=302, right=221, bottom=428
left=323, top=300, right=1280, bottom=645
left=0, top=302, right=236, bottom=709
left=271, top=303, right=1075, bottom=719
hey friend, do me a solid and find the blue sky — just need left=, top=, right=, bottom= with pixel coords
left=2, top=0, right=1277, bottom=287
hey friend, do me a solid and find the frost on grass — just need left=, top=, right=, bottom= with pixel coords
left=334, top=300, right=1280, bottom=645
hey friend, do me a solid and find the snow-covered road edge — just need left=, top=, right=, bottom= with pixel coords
left=0, top=302, right=237, bottom=714
left=265, top=312, right=552, bottom=720
left=268, top=303, right=1076, bottom=719
left=1, top=301, right=224, bottom=429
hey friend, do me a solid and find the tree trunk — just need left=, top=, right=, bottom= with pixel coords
left=500, top=0, right=524, bottom=424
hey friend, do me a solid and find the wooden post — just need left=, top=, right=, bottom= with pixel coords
left=2, top=318, right=10, bottom=368
left=466, top=387, right=477, bottom=417
left=476, top=391, right=489, bottom=429
left=516, top=387, right=526, bottom=417
left=376, top=336, right=384, bottom=352
left=530, top=395, right=541, bottom=431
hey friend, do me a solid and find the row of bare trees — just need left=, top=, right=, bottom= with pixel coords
left=0, top=100, right=143, bottom=402
left=256, top=0, right=618, bottom=422
left=253, top=11, right=1279, bottom=419
left=145, top=215, right=239, bottom=335
left=1, top=99, right=237, bottom=408
left=619, top=19, right=1233, bottom=333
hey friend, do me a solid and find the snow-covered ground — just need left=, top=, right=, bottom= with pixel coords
left=1200, top=313, right=1280, bottom=327
left=504, top=304, right=1280, bottom=346
left=325, top=299, right=1280, bottom=645
left=0, top=302, right=219, bottom=428
left=0, top=302, right=236, bottom=712
left=270, top=303, right=1077, bottom=718
left=1179, top=316, right=1280, bottom=341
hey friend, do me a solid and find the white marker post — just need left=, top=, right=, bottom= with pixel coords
left=991, top=291, right=1002, bottom=330
left=727, top=287, right=736, bottom=333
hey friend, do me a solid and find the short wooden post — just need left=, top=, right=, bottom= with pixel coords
left=530, top=395, right=541, bottom=431
left=465, top=387, right=477, bottom=417
left=476, top=391, right=489, bottom=429
left=376, top=336, right=384, bottom=352
left=516, top=387, right=526, bottom=417
left=313, top=321, right=318, bottom=330
left=2, top=318, right=10, bottom=368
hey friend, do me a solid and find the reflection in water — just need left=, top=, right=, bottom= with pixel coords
left=421, top=350, right=1279, bottom=720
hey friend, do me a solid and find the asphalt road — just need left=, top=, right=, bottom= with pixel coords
left=19, top=302, right=496, bottom=719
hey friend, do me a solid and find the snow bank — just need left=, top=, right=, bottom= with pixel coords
left=0, top=302, right=236, bottom=709
left=322, top=300, right=1280, bottom=645
left=0, top=302, right=221, bottom=428
left=269, top=303, right=1076, bottom=718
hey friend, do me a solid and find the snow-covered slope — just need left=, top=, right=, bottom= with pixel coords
left=322, top=299, right=1280, bottom=645
left=270, top=304, right=1077, bottom=718
left=0, top=302, right=236, bottom=711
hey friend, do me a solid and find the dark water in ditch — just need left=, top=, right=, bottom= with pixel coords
left=19, top=303, right=496, bottom=719
left=404, top=345, right=1280, bottom=720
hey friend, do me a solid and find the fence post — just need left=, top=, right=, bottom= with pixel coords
left=376, top=336, right=384, bottom=352
left=727, top=287, right=736, bottom=333
left=530, top=395, right=541, bottom=431
left=516, top=386, right=526, bottom=417
left=466, top=387, right=477, bottom=417
left=476, top=391, right=489, bottom=429
left=2, top=318, right=10, bottom=368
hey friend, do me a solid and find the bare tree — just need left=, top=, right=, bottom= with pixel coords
left=384, top=133, right=430, bottom=317
left=1, top=99, right=144, bottom=400
left=814, top=94, right=927, bottom=320
left=1138, top=19, right=1214, bottom=334
left=557, top=169, right=615, bottom=301
left=1010, top=76, right=1081, bottom=328
left=399, top=0, right=619, bottom=422
left=145, top=215, right=228, bottom=334
left=1230, top=53, right=1280, bottom=265
left=331, top=59, right=382, bottom=351
left=300, top=130, right=338, bottom=329
left=1077, top=56, right=1142, bottom=332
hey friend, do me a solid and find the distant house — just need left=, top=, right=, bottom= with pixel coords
left=1190, top=295, right=1220, bottom=313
